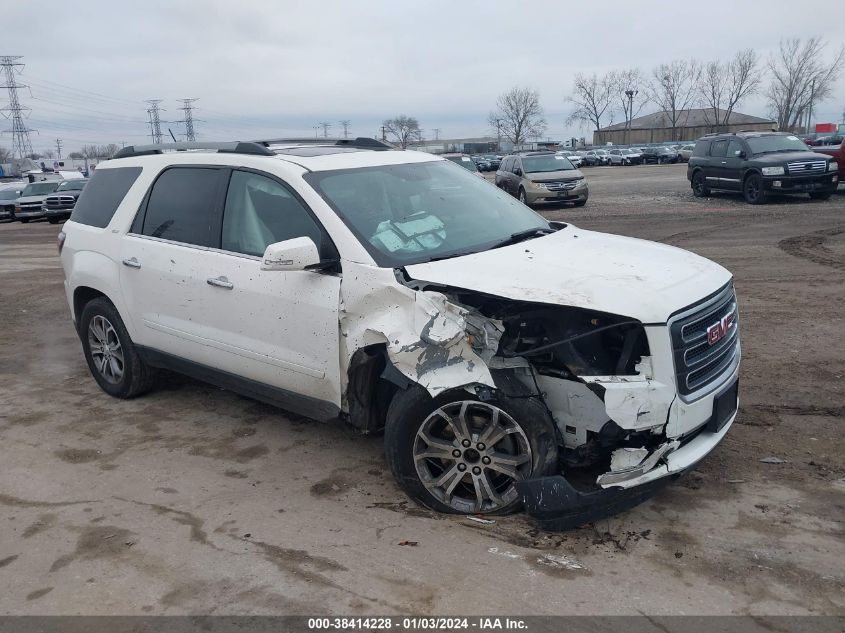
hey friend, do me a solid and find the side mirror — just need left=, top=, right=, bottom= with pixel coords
left=513, top=167, right=522, bottom=176
left=260, top=237, right=320, bottom=272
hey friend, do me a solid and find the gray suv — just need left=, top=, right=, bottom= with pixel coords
left=495, top=152, right=588, bottom=207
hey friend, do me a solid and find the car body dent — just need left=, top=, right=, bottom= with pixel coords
left=338, top=261, right=498, bottom=398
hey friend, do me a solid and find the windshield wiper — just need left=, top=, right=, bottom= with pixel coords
left=491, top=227, right=555, bottom=250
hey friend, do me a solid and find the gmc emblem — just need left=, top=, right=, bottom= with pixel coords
left=707, top=313, right=735, bottom=346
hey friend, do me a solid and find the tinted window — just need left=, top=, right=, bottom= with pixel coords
left=141, top=168, right=222, bottom=246
left=22, top=182, right=59, bottom=196
left=70, top=167, right=142, bottom=228
left=57, top=180, right=87, bottom=191
left=710, top=140, right=729, bottom=158
left=746, top=134, right=810, bottom=155
left=523, top=155, right=574, bottom=172
left=692, top=141, right=710, bottom=157
left=221, top=170, right=324, bottom=258
left=727, top=140, right=744, bottom=157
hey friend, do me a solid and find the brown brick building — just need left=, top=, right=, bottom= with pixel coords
left=594, top=108, right=777, bottom=145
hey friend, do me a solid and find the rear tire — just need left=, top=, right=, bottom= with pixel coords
left=743, top=173, right=768, bottom=205
left=384, top=385, right=559, bottom=515
left=80, top=297, right=156, bottom=399
left=691, top=171, right=710, bottom=197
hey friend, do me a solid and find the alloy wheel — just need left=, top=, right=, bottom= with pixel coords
left=88, top=315, right=125, bottom=384
left=413, top=401, right=533, bottom=513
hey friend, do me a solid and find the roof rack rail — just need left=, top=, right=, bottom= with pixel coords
left=254, top=137, right=394, bottom=151
left=112, top=141, right=274, bottom=160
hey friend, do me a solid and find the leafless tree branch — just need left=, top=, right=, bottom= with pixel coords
left=699, top=49, right=762, bottom=130
left=646, top=59, right=702, bottom=140
left=489, top=86, right=546, bottom=145
left=382, top=115, right=420, bottom=149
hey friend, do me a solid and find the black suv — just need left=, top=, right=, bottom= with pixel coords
left=687, top=132, right=839, bottom=204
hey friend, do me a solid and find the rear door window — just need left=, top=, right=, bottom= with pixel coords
left=140, top=167, right=224, bottom=247
left=727, top=140, right=744, bottom=157
left=70, top=167, right=142, bottom=228
left=710, top=140, right=729, bottom=158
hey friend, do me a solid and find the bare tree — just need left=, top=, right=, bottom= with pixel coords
left=383, top=115, right=420, bottom=149
left=80, top=145, right=101, bottom=159
left=647, top=59, right=702, bottom=141
left=41, top=150, right=56, bottom=160
left=489, top=86, right=546, bottom=145
left=68, top=151, right=84, bottom=160
left=612, top=68, right=648, bottom=141
left=766, top=37, right=845, bottom=131
left=565, top=73, right=616, bottom=133
left=0, top=146, right=12, bottom=164
left=698, top=49, right=762, bottom=131
left=99, top=144, right=121, bottom=159
left=27, top=152, right=42, bottom=160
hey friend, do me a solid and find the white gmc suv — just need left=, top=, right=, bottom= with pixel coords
left=59, top=138, right=740, bottom=528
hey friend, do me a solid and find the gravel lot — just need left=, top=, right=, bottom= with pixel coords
left=1, top=163, right=843, bottom=615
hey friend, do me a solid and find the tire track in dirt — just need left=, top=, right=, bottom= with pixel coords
left=778, top=227, right=845, bottom=270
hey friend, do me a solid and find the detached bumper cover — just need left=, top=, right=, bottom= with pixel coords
left=517, top=405, right=737, bottom=530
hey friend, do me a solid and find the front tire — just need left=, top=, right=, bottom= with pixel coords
left=384, top=386, right=558, bottom=515
left=743, top=173, right=768, bottom=205
left=518, top=187, right=528, bottom=205
left=809, top=191, right=831, bottom=200
left=80, top=297, right=156, bottom=399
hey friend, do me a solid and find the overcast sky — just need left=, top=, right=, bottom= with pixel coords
left=3, top=0, right=844, bottom=152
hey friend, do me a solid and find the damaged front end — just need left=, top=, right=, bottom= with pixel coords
left=341, top=263, right=739, bottom=529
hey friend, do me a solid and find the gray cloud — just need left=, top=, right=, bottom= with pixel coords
left=3, top=0, right=843, bottom=151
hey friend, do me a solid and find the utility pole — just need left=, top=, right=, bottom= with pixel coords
left=313, top=125, right=319, bottom=140
left=381, top=125, right=387, bottom=141
left=494, top=118, right=502, bottom=152
left=433, top=128, right=441, bottom=141
left=0, top=56, right=35, bottom=162
left=624, top=89, right=637, bottom=144
left=175, top=98, right=200, bottom=141
left=805, top=80, right=816, bottom=135
left=55, top=138, right=62, bottom=160
left=145, top=100, right=165, bottom=144
left=339, top=120, right=351, bottom=139
left=319, top=122, right=331, bottom=138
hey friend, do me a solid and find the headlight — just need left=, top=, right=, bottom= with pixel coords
left=829, top=161, right=838, bottom=172
left=762, top=166, right=785, bottom=176
left=530, top=181, right=547, bottom=189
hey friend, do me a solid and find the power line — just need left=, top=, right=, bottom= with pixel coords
left=318, top=122, right=331, bottom=138
left=145, top=100, right=164, bottom=144
left=174, top=98, right=200, bottom=141
left=339, top=120, right=351, bottom=138
left=1, top=55, right=35, bottom=161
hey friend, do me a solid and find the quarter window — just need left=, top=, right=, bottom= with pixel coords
left=221, top=170, right=324, bottom=257
left=727, top=140, right=743, bottom=157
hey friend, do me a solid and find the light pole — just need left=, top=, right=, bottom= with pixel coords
left=625, top=89, right=637, bottom=145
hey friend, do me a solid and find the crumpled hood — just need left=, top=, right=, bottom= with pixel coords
left=405, top=225, right=731, bottom=323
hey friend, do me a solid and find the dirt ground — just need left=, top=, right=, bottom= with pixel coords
left=1, top=163, right=843, bottom=615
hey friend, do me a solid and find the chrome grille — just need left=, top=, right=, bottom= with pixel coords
left=670, top=284, right=740, bottom=398
left=542, top=180, right=579, bottom=191
left=44, top=195, right=76, bottom=209
left=787, top=160, right=826, bottom=175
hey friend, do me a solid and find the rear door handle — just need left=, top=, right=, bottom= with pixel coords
left=122, top=257, right=141, bottom=269
left=206, top=276, right=234, bottom=290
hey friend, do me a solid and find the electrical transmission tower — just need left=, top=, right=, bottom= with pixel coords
left=145, top=100, right=165, bottom=144
left=339, top=120, right=351, bottom=138
left=175, top=98, right=200, bottom=141
left=319, top=122, right=331, bottom=138
left=1, top=56, right=35, bottom=161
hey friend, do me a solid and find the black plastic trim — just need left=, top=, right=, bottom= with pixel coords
left=136, top=346, right=340, bottom=421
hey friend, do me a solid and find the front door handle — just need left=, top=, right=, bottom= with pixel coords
left=206, top=276, right=234, bottom=290
left=122, top=257, right=141, bottom=269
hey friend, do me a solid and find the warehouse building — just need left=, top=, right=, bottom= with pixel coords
left=594, top=108, right=777, bottom=145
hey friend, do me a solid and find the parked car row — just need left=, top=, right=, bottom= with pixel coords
left=470, top=154, right=504, bottom=172
left=0, top=176, right=87, bottom=223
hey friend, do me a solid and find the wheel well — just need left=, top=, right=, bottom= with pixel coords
left=73, top=286, right=107, bottom=324
left=345, top=344, right=404, bottom=434
left=743, top=169, right=760, bottom=182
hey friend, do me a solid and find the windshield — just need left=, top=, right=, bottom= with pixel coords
left=523, top=155, right=574, bottom=173
left=444, top=156, right=478, bottom=172
left=305, top=160, right=549, bottom=267
left=21, top=182, right=58, bottom=196
left=57, top=180, right=87, bottom=191
left=747, top=135, right=809, bottom=155
left=0, top=190, right=21, bottom=200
